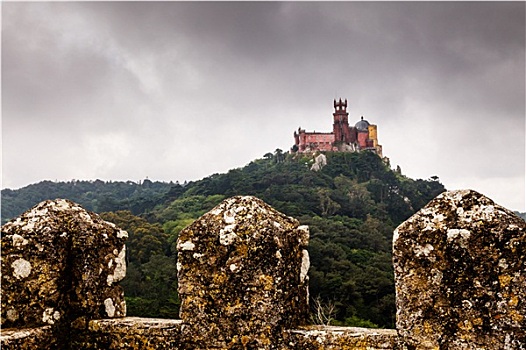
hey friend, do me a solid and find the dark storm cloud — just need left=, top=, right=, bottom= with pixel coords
left=2, top=3, right=150, bottom=128
left=2, top=2, right=524, bottom=210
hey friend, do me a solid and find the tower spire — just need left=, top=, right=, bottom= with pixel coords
left=334, top=98, right=347, bottom=112
left=333, top=98, right=350, bottom=142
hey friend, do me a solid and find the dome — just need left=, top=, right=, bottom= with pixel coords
left=355, top=117, right=370, bottom=131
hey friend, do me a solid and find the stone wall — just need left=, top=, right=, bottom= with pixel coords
left=284, top=326, right=397, bottom=349
left=0, top=325, right=56, bottom=350
left=2, top=321, right=398, bottom=350
left=1, top=191, right=525, bottom=349
left=71, top=317, right=183, bottom=349
left=295, top=128, right=336, bottom=153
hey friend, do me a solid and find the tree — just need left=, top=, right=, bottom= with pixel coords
left=263, top=152, right=274, bottom=160
left=317, top=188, right=341, bottom=217
left=274, top=148, right=285, bottom=163
left=311, top=296, right=337, bottom=326
left=100, top=211, right=169, bottom=264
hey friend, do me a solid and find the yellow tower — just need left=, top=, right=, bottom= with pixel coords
left=368, top=125, right=378, bottom=146
left=367, top=124, right=383, bottom=157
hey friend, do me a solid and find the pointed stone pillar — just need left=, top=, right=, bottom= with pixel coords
left=177, top=195, right=310, bottom=349
left=394, top=190, right=526, bottom=349
left=1, top=199, right=127, bottom=331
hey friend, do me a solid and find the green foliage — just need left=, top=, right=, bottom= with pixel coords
left=123, top=257, right=179, bottom=318
left=98, top=212, right=179, bottom=318
left=332, top=316, right=379, bottom=328
left=1, top=151, right=445, bottom=328
left=1, top=179, right=174, bottom=224
left=100, top=211, right=169, bottom=262
left=154, top=194, right=225, bottom=223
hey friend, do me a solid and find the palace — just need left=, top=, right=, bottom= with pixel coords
left=292, top=98, right=382, bottom=157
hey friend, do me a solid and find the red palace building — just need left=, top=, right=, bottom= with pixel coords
left=292, top=98, right=383, bottom=157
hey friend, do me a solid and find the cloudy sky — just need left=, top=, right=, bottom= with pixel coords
left=2, top=1, right=525, bottom=211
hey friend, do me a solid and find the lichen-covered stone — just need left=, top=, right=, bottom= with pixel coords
left=394, top=189, right=526, bottom=349
left=177, top=195, right=310, bottom=349
left=70, top=317, right=183, bottom=349
left=285, top=326, right=397, bottom=349
left=1, top=320, right=398, bottom=350
left=0, top=325, right=57, bottom=350
left=1, top=199, right=127, bottom=330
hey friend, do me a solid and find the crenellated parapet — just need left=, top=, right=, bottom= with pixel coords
left=2, top=191, right=525, bottom=349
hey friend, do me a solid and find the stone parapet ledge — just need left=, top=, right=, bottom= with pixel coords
left=285, top=325, right=398, bottom=350
left=70, top=317, right=183, bottom=349
left=0, top=325, right=57, bottom=350
left=1, top=319, right=398, bottom=350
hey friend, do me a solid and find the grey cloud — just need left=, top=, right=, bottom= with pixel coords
left=2, top=1, right=524, bottom=210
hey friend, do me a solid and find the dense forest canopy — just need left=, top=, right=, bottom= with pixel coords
left=1, top=150, right=446, bottom=327
left=1, top=178, right=174, bottom=221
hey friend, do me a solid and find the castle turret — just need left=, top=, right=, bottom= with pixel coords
left=368, top=124, right=383, bottom=157
left=333, top=98, right=350, bottom=143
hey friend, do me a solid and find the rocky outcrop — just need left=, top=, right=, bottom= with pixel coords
left=394, top=189, right=526, bottom=349
left=310, top=153, right=327, bottom=171
left=1, top=199, right=127, bottom=334
left=177, top=195, right=310, bottom=349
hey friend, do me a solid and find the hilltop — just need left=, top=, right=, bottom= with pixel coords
left=1, top=150, right=445, bottom=328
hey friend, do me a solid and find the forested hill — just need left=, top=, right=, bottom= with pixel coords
left=1, top=150, right=445, bottom=328
left=1, top=179, right=175, bottom=224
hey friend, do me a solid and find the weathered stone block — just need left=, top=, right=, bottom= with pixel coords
left=70, top=317, right=183, bottom=349
left=285, top=326, right=397, bottom=349
left=1, top=199, right=127, bottom=330
left=0, top=325, right=57, bottom=350
left=177, top=195, right=310, bottom=349
left=394, top=189, right=526, bottom=349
